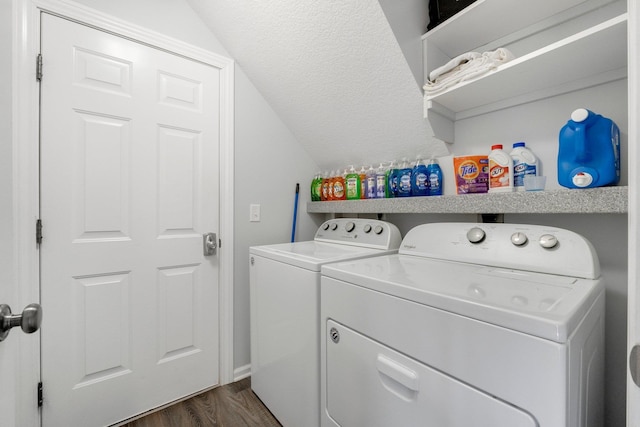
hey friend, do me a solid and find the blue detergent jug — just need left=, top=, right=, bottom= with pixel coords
left=558, top=108, right=620, bottom=189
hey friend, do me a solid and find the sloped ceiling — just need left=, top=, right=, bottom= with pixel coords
left=186, top=0, right=449, bottom=170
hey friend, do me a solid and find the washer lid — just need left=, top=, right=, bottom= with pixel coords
left=321, top=254, right=603, bottom=342
left=250, top=241, right=397, bottom=271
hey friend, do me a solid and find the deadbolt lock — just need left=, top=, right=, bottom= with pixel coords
left=203, top=232, right=217, bottom=256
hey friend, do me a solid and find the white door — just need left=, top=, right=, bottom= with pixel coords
left=39, top=13, right=221, bottom=426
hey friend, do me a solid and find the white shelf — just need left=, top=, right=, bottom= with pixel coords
left=423, top=0, right=587, bottom=57
left=307, top=187, right=627, bottom=215
left=424, top=14, right=627, bottom=125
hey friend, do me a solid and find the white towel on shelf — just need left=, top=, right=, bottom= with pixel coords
left=424, top=48, right=515, bottom=96
left=429, top=51, right=481, bottom=82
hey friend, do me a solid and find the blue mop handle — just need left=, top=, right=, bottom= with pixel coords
left=291, top=183, right=300, bottom=243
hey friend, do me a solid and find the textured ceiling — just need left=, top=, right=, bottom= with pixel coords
left=186, top=0, right=449, bottom=170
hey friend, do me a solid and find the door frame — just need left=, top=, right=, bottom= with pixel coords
left=12, top=0, right=235, bottom=425
left=629, top=0, right=639, bottom=424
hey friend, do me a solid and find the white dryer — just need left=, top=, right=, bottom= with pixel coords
left=250, top=218, right=402, bottom=427
left=321, top=222, right=604, bottom=427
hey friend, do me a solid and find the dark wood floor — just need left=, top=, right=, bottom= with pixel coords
left=119, top=378, right=282, bottom=427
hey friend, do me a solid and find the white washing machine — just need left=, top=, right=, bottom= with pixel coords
left=321, top=222, right=605, bottom=427
left=250, top=218, right=402, bottom=427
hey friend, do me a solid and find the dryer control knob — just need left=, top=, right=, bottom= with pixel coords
left=322, top=223, right=330, bottom=230
left=345, top=222, right=355, bottom=232
left=467, top=227, right=486, bottom=244
left=539, top=234, right=558, bottom=249
left=363, top=224, right=372, bottom=233
left=511, top=232, right=528, bottom=246
left=374, top=225, right=384, bottom=235
left=330, top=223, right=338, bottom=231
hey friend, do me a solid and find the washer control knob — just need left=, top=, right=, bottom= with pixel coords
left=322, top=223, right=330, bottom=230
left=374, top=225, right=384, bottom=235
left=539, top=234, right=558, bottom=249
left=511, top=232, right=528, bottom=246
left=467, top=227, right=486, bottom=244
left=363, top=224, right=372, bottom=233
left=330, top=223, right=338, bottom=231
left=345, top=222, right=355, bottom=232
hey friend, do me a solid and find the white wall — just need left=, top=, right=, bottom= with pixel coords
left=378, top=0, right=429, bottom=89
left=233, top=69, right=323, bottom=375
left=71, top=0, right=230, bottom=54
left=41, top=0, right=320, bottom=377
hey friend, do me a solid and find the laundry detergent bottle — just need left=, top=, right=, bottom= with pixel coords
left=558, top=108, right=620, bottom=188
left=488, top=144, right=514, bottom=193
left=510, top=142, right=538, bottom=191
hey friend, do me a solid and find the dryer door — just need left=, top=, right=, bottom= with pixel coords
left=324, top=320, right=538, bottom=427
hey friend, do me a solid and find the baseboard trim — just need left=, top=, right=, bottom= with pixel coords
left=233, top=364, right=251, bottom=382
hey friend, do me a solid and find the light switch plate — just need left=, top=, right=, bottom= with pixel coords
left=250, top=204, right=261, bottom=222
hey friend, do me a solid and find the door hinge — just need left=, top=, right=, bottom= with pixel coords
left=219, top=238, right=222, bottom=249
left=36, top=54, right=43, bottom=82
left=37, top=382, right=43, bottom=407
left=36, top=219, right=43, bottom=244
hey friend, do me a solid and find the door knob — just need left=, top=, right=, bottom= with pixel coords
left=0, top=303, right=43, bottom=342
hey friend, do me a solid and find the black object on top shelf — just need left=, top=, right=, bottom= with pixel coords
left=427, top=0, right=478, bottom=31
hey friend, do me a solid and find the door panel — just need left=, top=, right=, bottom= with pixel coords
left=73, top=112, right=131, bottom=240
left=40, top=13, right=220, bottom=426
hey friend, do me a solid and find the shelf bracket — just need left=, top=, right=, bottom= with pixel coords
left=424, top=99, right=454, bottom=144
